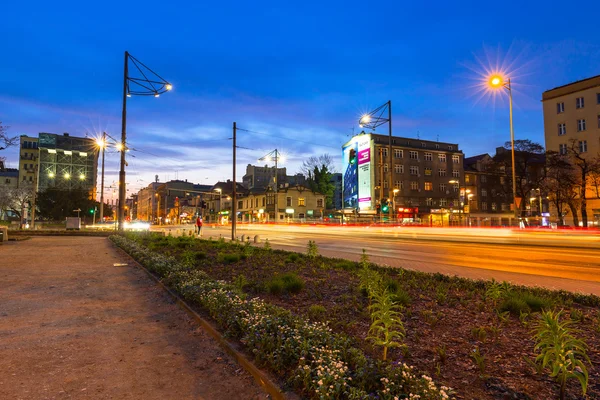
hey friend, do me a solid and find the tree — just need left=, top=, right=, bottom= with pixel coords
left=544, top=151, right=579, bottom=226
left=493, top=140, right=545, bottom=216
left=37, top=188, right=98, bottom=222
left=0, top=122, right=18, bottom=162
left=299, top=154, right=337, bottom=177
left=0, top=187, right=33, bottom=223
left=566, top=139, right=600, bottom=228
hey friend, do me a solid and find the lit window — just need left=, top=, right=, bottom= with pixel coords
left=426, top=198, right=433, bottom=206
left=452, top=170, right=460, bottom=178
left=481, top=175, right=487, bottom=183
left=424, top=168, right=432, bottom=176
left=439, top=198, right=448, bottom=207
left=557, top=102, right=564, bottom=113
left=424, top=182, right=433, bottom=191
left=481, top=189, right=487, bottom=197
left=394, top=181, right=403, bottom=189
left=481, top=202, right=488, bottom=211
left=577, top=119, right=586, bottom=131
left=298, top=198, right=305, bottom=206
left=576, top=97, right=584, bottom=109
left=558, top=123, right=566, bottom=136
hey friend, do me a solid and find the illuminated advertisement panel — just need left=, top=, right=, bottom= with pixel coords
left=342, top=140, right=358, bottom=209
left=342, top=134, right=373, bottom=211
left=356, top=134, right=372, bottom=210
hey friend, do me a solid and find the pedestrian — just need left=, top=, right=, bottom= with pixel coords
left=195, top=215, right=203, bottom=236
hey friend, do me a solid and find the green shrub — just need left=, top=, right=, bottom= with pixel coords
left=308, top=304, right=327, bottom=321
left=498, top=296, right=530, bottom=316
left=306, top=240, right=319, bottom=259
left=521, top=293, right=552, bottom=312
left=333, top=260, right=357, bottom=271
left=281, top=272, right=305, bottom=294
left=217, top=252, right=241, bottom=264
left=266, top=278, right=284, bottom=295
left=286, top=253, right=300, bottom=263
left=391, top=288, right=412, bottom=307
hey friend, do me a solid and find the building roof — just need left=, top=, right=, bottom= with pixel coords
left=542, top=74, right=600, bottom=101
left=0, top=169, right=19, bottom=177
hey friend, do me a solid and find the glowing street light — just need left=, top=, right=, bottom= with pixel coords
left=487, top=73, right=518, bottom=221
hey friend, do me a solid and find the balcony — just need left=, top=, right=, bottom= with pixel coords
left=20, top=155, right=37, bottom=160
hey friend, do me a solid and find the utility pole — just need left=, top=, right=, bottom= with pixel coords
left=29, top=153, right=39, bottom=230
left=274, top=149, right=278, bottom=224
left=379, top=147, right=384, bottom=223
left=118, top=51, right=128, bottom=232
left=99, top=131, right=106, bottom=223
left=232, top=122, right=237, bottom=241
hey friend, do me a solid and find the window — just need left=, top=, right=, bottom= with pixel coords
left=383, top=181, right=388, bottom=188
left=491, top=203, right=497, bottom=211
left=394, top=181, right=403, bottom=189
left=410, top=181, right=418, bottom=190
left=579, top=140, right=588, bottom=153
left=559, top=144, right=567, bottom=155
left=262, top=197, right=266, bottom=206
left=448, top=145, right=453, bottom=150
left=577, top=119, right=586, bottom=131
left=382, top=148, right=388, bottom=157
left=452, top=170, right=460, bottom=178
left=298, top=198, right=305, bottom=206
left=394, top=149, right=403, bottom=158
left=317, top=199, right=323, bottom=207
left=409, top=151, right=418, bottom=160
left=597, top=93, right=600, bottom=104
left=426, top=198, right=433, bottom=206
left=424, top=152, right=432, bottom=161
left=452, top=155, right=460, bottom=164
left=481, top=202, right=488, bottom=211
left=500, top=176, right=505, bottom=185
left=558, top=123, right=566, bottom=136
left=438, top=169, right=446, bottom=177
left=286, top=197, right=292, bottom=207
left=481, top=175, right=487, bottom=183
left=576, top=97, right=584, bottom=109
left=424, top=182, right=433, bottom=191
left=29, top=176, right=32, bottom=182
left=439, top=198, right=448, bottom=207
left=501, top=203, right=509, bottom=211
left=424, top=167, right=432, bottom=176
left=481, top=189, right=487, bottom=197
left=465, top=174, right=471, bottom=183
left=557, top=102, right=564, bottom=113
left=394, top=164, right=404, bottom=174
left=384, top=163, right=388, bottom=172
left=410, top=166, right=419, bottom=175
left=452, top=183, right=459, bottom=192
left=238, top=200, right=243, bottom=209
left=438, top=154, right=446, bottom=162
left=439, top=183, right=447, bottom=192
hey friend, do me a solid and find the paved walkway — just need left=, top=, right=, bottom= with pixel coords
left=0, top=236, right=267, bottom=400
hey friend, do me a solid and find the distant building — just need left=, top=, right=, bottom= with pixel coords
left=17, top=135, right=39, bottom=189
left=242, top=164, right=287, bottom=190
left=342, top=132, right=464, bottom=225
left=542, top=75, right=600, bottom=225
left=330, top=173, right=342, bottom=210
left=0, top=161, right=19, bottom=190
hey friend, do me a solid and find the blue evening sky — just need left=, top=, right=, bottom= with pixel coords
left=1, top=0, right=599, bottom=198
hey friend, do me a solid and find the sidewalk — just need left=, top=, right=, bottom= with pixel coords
left=0, top=236, right=267, bottom=400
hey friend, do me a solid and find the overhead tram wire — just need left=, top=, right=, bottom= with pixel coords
left=235, top=127, right=340, bottom=150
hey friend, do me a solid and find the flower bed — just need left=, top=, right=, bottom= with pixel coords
left=111, top=234, right=451, bottom=399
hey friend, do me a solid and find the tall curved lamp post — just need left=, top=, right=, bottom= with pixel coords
left=359, top=101, right=392, bottom=215
left=488, top=75, right=518, bottom=222
left=118, top=51, right=172, bottom=231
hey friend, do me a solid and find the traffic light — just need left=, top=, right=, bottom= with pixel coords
left=381, top=200, right=389, bottom=213
left=201, top=200, right=207, bottom=209
left=348, top=148, right=357, bottom=165
left=90, top=208, right=94, bottom=214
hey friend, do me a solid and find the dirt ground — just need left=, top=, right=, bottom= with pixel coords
left=0, top=236, right=268, bottom=400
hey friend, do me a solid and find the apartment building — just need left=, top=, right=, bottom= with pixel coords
left=17, top=136, right=39, bottom=188
left=542, top=75, right=600, bottom=224
left=342, top=132, right=464, bottom=223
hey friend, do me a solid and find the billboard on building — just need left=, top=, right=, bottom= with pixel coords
left=342, top=133, right=373, bottom=211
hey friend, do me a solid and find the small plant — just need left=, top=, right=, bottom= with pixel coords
left=435, top=344, right=447, bottom=364
left=435, top=286, right=448, bottom=305
left=471, top=326, right=487, bottom=342
left=569, top=308, right=585, bottom=323
left=496, top=310, right=511, bottom=324
left=286, top=253, right=300, bottom=263
left=233, top=274, right=248, bottom=292
left=217, top=252, right=240, bottom=264
left=242, top=241, right=254, bottom=257
left=334, top=260, right=356, bottom=271
left=264, top=238, right=271, bottom=250
left=308, top=304, right=327, bottom=321
left=498, top=295, right=530, bottom=316
left=367, top=288, right=405, bottom=361
left=533, top=309, right=590, bottom=400
left=421, top=309, right=439, bottom=326
left=519, top=310, right=530, bottom=326
left=390, top=288, right=411, bottom=307
left=485, top=279, right=512, bottom=304
left=359, top=249, right=370, bottom=269
left=266, top=273, right=305, bottom=295
left=470, top=347, right=486, bottom=376
left=266, top=278, right=284, bottom=295
left=489, top=324, right=501, bottom=342
left=307, top=240, right=319, bottom=259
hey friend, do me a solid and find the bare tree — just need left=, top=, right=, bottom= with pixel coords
left=0, top=187, right=33, bottom=224
left=298, top=154, right=337, bottom=178
left=544, top=151, right=579, bottom=226
left=0, top=122, right=18, bottom=151
left=567, top=139, right=600, bottom=227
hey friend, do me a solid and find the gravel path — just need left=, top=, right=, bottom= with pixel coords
left=0, top=236, right=268, bottom=400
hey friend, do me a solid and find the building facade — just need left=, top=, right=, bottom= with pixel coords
left=542, top=75, right=600, bottom=225
left=242, top=164, right=287, bottom=190
left=17, top=136, right=39, bottom=189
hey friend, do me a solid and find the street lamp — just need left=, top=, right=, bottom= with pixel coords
left=488, top=74, right=518, bottom=223
left=259, top=149, right=282, bottom=223
left=449, top=179, right=460, bottom=226
left=359, top=101, right=392, bottom=212
left=118, top=51, right=172, bottom=232
left=96, top=132, right=106, bottom=224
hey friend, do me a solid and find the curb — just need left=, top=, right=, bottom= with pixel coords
left=118, top=247, right=287, bottom=400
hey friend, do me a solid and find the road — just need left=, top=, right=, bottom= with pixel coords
left=155, top=224, right=600, bottom=296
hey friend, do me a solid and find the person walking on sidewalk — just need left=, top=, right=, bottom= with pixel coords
left=195, top=216, right=203, bottom=236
